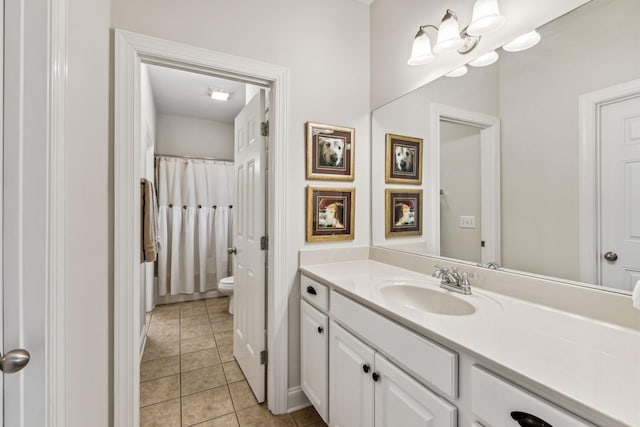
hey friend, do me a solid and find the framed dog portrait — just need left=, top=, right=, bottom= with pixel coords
left=306, top=186, right=355, bottom=242
left=385, top=189, right=422, bottom=237
left=385, top=133, right=423, bottom=184
left=306, top=122, right=355, bottom=181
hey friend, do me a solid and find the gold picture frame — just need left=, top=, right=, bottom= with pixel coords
left=306, top=122, right=355, bottom=181
left=306, top=185, right=355, bottom=242
left=385, top=189, right=423, bottom=237
left=385, top=133, right=423, bottom=184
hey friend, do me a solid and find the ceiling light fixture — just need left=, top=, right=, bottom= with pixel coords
left=408, top=1, right=505, bottom=67
left=468, top=50, right=499, bottom=67
left=503, top=30, right=541, bottom=52
left=208, top=89, right=231, bottom=101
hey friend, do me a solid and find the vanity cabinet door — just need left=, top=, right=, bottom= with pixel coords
left=374, top=354, right=456, bottom=427
left=301, top=300, right=329, bottom=422
left=329, top=321, right=375, bottom=427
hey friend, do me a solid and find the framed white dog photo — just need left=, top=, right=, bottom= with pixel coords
left=306, top=122, right=355, bottom=181
left=306, top=185, right=355, bottom=242
left=385, top=133, right=423, bottom=184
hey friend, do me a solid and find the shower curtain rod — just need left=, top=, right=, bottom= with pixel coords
left=155, top=153, right=234, bottom=163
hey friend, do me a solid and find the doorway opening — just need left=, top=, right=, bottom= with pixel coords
left=114, top=30, right=290, bottom=426
left=429, top=103, right=501, bottom=265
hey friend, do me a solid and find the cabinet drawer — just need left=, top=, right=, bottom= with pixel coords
left=332, top=290, right=458, bottom=399
left=301, top=275, right=329, bottom=311
left=471, top=366, right=594, bottom=427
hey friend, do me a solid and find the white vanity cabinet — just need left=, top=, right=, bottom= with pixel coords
left=329, top=321, right=456, bottom=427
left=300, top=299, right=329, bottom=422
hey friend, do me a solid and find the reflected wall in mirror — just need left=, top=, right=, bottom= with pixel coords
left=371, top=0, right=640, bottom=294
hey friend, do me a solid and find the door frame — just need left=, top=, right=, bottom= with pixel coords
left=429, top=103, right=501, bottom=265
left=578, top=78, right=640, bottom=286
left=114, top=30, right=290, bottom=425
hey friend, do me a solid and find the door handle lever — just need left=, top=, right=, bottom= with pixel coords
left=0, top=349, right=30, bottom=374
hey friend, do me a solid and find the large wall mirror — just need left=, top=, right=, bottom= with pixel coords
left=371, top=0, right=640, bottom=294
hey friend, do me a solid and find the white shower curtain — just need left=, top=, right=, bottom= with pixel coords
left=155, top=156, right=234, bottom=296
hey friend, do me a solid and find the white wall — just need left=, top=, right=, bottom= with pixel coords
left=440, top=122, right=482, bottom=263
left=155, top=114, right=234, bottom=159
left=67, top=0, right=110, bottom=424
left=370, top=0, right=590, bottom=109
left=111, top=0, right=370, bottom=403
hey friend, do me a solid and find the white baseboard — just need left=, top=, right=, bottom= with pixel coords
left=154, top=289, right=223, bottom=306
left=287, top=386, right=310, bottom=413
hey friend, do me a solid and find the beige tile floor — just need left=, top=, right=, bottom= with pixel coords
left=141, top=296, right=327, bottom=427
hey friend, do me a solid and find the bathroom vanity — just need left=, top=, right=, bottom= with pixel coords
left=299, top=257, right=639, bottom=427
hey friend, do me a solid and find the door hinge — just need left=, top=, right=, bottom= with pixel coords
left=481, top=240, right=486, bottom=247
left=260, top=350, right=268, bottom=365
left=261, top=121, right=269, bottom=137
left=260, top=236, right=268, bottom=250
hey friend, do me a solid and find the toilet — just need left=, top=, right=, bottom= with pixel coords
left=217, top=276, right=234, bottom=314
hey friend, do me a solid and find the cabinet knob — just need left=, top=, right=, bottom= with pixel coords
left=372, top=372, right=380, bottom=382
left=510, top=411, right=553, bottom=427
left=317, top=326, right=324, bottom=334
left=306, top=286, right=317, bottom=295
left=362, top=364, right=370, bottom=373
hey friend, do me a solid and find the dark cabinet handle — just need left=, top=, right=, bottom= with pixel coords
left=362, top=364, right=370, bottom=373
left=306, top=286, right=317, bottom=295
left=317, top=326, right=324, bottom=334
left=511, top=411, right=553, bottom=427
left=372, top=372, right=380, bottom=382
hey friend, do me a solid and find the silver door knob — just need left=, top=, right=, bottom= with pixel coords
left=227, top=247, right=237, bottom=255
left=603, top=251, right=618, bottom=262
left=0, top=349, right=30, bottom=374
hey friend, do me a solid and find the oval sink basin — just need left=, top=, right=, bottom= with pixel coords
left=379, top=285, right=476, bottom=316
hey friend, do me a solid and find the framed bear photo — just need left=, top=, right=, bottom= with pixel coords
left=306, top=122, right=355, bottom=181
left=306, top=186, right=355, bottom=242
left=385, top=189, right=422, bottom=237
left=385, top=133, right=423, bottom=184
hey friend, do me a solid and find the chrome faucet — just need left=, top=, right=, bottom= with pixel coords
left=433, top=266, right=477, bottom=295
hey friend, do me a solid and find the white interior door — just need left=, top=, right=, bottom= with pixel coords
left=233, top=89, right=267, bottom=402
left=600, top=95, right=640, bottom=290
left=3, top=0, right=47, bottom=424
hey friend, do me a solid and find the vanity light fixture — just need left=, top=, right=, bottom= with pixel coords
left=467, top=0, right=506, bottom=36
left=408, top=1, right=505, bottom=67
left=208, top=89, right=231, bottom=101
left=445, top=65, right=468, bottom=77
left=468, top=50, right=499, bottom=67
left=503, top=30, right=541, bottom=52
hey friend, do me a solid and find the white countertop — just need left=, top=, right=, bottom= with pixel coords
left=300, top=260, right=640, bottom=427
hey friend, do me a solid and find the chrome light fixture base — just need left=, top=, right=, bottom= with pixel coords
left=457, top=28, right=481, bottom=54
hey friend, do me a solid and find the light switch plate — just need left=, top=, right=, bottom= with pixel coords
left=460, top=216, right=476, bottom=229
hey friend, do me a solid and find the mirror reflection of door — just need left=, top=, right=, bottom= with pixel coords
left=599, top=95, right=640, bottom=291
left=440, top=121, right=482, bottom=263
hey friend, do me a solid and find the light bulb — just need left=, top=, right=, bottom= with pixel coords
left=467, top=0, right=506, bottom=36
left=445, top=66, right=468, bottom=77
left=469, top=50, right=499, bottom=67
left=408, top=29, right=435, bottom=66
left=434, top=10, right=464, bottom=53
left=503, top=30, right=541, bottom=52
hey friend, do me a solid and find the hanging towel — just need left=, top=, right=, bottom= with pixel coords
left=141, top=178, right=160, bottom=263
left=633, top=280, right=640, bottom=310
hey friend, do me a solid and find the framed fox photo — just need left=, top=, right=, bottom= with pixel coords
left=306, top=186, right=355, bottom=242
left=385, top=189, right=422, bottom=237
left=306, top=122, right=355, bottom=181
left=385, top=133, right=423, bottom=184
